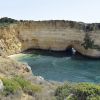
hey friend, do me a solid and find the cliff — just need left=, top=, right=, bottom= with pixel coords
left=0, top=18, right=100, bottom=58
left=0, top=56, right=59, bottom=100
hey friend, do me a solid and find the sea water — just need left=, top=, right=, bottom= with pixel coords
left=14, top=50, right=100, bottom=83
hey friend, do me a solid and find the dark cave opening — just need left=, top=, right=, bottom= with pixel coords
left=21, top=47, right=77, bottom=58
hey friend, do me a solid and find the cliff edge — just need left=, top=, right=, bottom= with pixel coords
left=0, top=18, right=100, bottom=58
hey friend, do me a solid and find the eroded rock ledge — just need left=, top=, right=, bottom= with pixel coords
left=0, top=18, right=100, bottom=58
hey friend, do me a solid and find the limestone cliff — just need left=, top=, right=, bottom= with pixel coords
left=0, top=19, right=100, bottom=58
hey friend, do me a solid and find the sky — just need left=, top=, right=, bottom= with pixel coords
left=0, top=0, right=100, bottom=23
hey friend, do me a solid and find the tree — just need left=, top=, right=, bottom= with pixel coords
left=82, top=33, right=94, bottom=49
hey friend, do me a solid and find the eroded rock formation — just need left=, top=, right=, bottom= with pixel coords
left=0, top=19, right=100, bottom=58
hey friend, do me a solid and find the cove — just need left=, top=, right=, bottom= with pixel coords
left=11, top=50, right=100, bottom=83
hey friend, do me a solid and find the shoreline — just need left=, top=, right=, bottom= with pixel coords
left=8, top=53, right=27, bottom=59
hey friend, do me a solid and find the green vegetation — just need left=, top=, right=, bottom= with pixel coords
left=82, top=33, right=100, bottom=50
left=2, top=78, right=21, bottom=96
left=1, top=76, right=100, bottom=100
left=0, top=17, right=17, bottom=23
left=55, top=82, right=100, bottom=100
left=0, top=17, right=18, bottom=27
left=1, top=76, right=42, bottom=96
left=13, top=76, right=42, bottom=94
left=82, top=33, right=94, bottom=49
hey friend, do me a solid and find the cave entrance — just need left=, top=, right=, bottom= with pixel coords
left=66, top=46, right=76, bottom=56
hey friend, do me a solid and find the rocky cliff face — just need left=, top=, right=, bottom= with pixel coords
left=0, top=20, right=100, bottom=58
left=0, top=56, right=59, bottom=100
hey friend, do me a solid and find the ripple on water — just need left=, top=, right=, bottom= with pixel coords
left=12, top=51, right=100, bottom=83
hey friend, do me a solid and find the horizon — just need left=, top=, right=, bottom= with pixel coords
left=0, top=0, right=100, bottom=23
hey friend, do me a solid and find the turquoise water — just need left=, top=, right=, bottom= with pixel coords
left=15, top=50, right=100, bottom=83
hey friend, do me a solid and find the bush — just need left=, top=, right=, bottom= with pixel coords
left=82, top=33, right=94, bottom=49
left=55, top=82, right=100, bottom=100
left=55, top=82, right=74, bottom=100
left=2, top=78, right=21, bottom=96
left=73, top=83, right=100, bottom=100
left=87, top=96, right=100, bottom=100
left=0, top=17, right=18, bottom=27
left=0, top=17, right=17, bottom=23
left=13, top=76, right=42, bottom=95
left=1, top=76, right=42, bottom=96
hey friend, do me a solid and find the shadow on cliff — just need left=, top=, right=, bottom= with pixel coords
left=71, top=52, right=100, bottom=61
left=22, top=48, right=74, bottom=58
left=21, top=48, right=100, bottom=60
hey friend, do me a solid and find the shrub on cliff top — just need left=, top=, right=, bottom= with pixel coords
left=1, top=76, right=42, bottom=96
left=0, top=17, right=18, bottom=27
left=0, top=17, right=17, bottom=23
left=2, top=78, right=21, bottom=96
left=55, top=82, right=100, bottom=100
left=13, top=76, right=42, bottom=95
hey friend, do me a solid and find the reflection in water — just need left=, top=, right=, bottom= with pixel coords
left=15, top=50, right=100, bottom=83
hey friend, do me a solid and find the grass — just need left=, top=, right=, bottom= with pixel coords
left=1, top=76, right=100, bottom=100
left=1, top=76, right=42, bottom=96
left=2, top=78, right=21, bottom=96
left=13, top=76, right=42, bottom=94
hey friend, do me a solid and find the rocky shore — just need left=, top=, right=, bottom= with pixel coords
left=0, top=56, right=61, bottom=100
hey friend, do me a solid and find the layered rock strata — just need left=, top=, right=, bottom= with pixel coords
left=0, top=20, right=100, bottom=58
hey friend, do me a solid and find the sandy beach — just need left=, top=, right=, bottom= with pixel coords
left=8, top=53, right=26, bottom=59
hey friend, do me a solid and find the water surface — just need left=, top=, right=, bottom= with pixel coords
left=13, top=50, right=100, bottom=83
